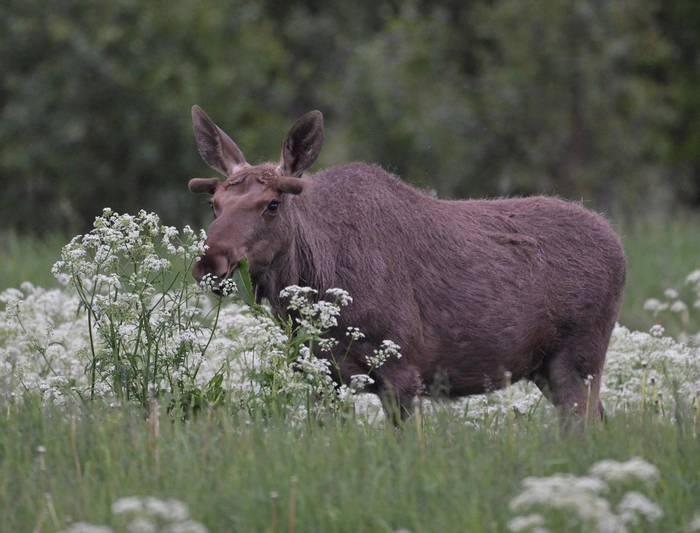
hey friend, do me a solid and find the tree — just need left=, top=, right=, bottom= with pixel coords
left=471, top=0, right=674, bottom=211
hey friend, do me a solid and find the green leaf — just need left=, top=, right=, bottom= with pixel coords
left=234, top=257, right=256, bottom=307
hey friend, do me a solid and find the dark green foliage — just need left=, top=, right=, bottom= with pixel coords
left=1, top=0, right=698, bottom=233
left=658, top=1, right=700, bottom=205
left=0, top=0, right=297, bottom=232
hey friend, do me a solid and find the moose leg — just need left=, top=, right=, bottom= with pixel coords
left=532, top=371, right=553, bottom=403
left=376, top=365, right=422, bottom=427
left=542, top=335, right=607, bottom=431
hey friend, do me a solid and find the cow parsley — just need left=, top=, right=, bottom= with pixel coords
left=63, top=495, right=207, bottom=533
left=51, top=209, right=222, bottom=410
left=508, top=456, right=663, bottom=533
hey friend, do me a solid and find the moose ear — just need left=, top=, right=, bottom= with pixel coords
left=279, top=110, right=324, bottom=177
left=192, top=105, right=248, bottom=177
left=188, top=177, right=219, bottom=194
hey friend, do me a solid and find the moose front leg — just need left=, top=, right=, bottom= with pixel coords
left=327, top=340, right=422, bottom=426
left=376, top=364, right=423, bottom=426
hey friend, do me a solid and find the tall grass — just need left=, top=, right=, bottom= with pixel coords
left=1, top=401, right=698, bottom=532
left=617, top=214, right=700, bottom=334
left=0, top=232, right=65, bottom=289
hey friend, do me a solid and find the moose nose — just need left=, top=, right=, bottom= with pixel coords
left=192, top=251, right=231, bottom=283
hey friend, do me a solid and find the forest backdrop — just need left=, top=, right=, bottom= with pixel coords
left=1, top=0, right=699, bottom=233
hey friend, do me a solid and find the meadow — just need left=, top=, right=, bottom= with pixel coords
left=2, top=403, right=699, bottom=532
left=1, top=211, right=699, bottom=532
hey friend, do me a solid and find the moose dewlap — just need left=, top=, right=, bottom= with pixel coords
left=187, top=105, right=626, bottom=424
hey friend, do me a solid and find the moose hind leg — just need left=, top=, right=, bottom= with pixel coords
left=543, top=335, right=607, bottom=430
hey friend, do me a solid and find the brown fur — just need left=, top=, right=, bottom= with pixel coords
left=189, top=106, right=626, bottom=425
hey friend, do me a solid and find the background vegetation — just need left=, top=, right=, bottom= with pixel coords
left=2, top=0, right=700, bottom=234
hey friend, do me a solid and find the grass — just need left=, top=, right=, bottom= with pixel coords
left=616, top=214, right=700, bottom=334
left=0, top=401, right=698, bottom=532
left=2, top=214, right=698, bottom=333
left=0, top=232, right=67, bottom=290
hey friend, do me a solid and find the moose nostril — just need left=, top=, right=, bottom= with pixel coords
left=193, top=252, right=230, bottom=282
left=213, top=254, right=231, bottom=278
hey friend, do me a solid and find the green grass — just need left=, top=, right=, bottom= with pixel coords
left=1, top=402, right=698, bottom=532
left=617, top=214, right=700, bottom=334
left=0, top=232, right=66, bottom=290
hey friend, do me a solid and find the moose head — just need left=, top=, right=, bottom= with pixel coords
left=188, top=106, right=324, bottom=287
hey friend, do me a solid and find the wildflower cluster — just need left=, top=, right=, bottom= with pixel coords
left=603, top=324, right=700, bottom=415
left=198, top=273, right=237, bottom=296
left=644, top=267, right=700, bottom=345
left=50, top=209, right=223, bottom=409
left=508, top=457, right=663, bottom=532
left=0, top=284, right=89, bottom=404
left=366, top=339, right=402, bottom=370
left=280, top=285, right=351, bottom=335
left=215, top=285, right=398, bottom=421
left=63, top=495, right=207, bottom=533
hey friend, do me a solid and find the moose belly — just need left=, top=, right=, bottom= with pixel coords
left=418, top=323, right=548, bottom=398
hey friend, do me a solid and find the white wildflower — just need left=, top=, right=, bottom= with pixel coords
left=313, top=300, right=341, bottom=330
left=686, top=269, right=700, bottom=286
left=198, top=273, right=218, bottom=292
left=589, top=457, right=660, bottom=486
left=336, top=384, right=354, bottom=402
left=318, top=337, right=339, bottom=352
left=366, top=340, right=402, bottom=368
left=670, top=300, right=688, bottom=313
left=648, top=324, right=665, bottom=338
left=616, top=491, right=663, bottom=525
left=142, top=497, right=188, bottom=521
left=643, top=298, right=667, bottom=312
left=350, top=374, right=375, bottom=391
left=509, top=474, right=623, bottom=533
left=280, top=285, right=317, bottom=311
left=163, top=521, right=209, bottom=533
left=346, top=327, right=365, bottom=341
left=507, top=514, right=547, bottom=532
left=126, top=517, right=157, bottom=533
left=294, top=350, right=333, bottom=383
left=112, top=496, right=144, bottom=515
left=686, top=513, right=700, bottom=532
left=62, top=523, right=114, bottom=533
left=218, top=277, right=237, bottom=297
left=142, top=255, right=171, bottom=274
left=325, top=287, right=353, bottom=307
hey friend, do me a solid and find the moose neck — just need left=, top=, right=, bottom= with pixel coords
left=254, top=192, right=333, bottom=315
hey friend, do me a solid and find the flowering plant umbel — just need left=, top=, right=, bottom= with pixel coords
left=644, top=268, right=700, bottom=345
left=52, top=209, right=227, bottom=410
left=215, top=284, right=402, bottom=422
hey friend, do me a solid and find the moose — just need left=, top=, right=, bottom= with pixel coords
left=187, top=106, right=626, bottom=426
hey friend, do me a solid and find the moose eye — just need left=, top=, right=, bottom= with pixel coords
left=208, top=200, right=216, bottom=217
left=267, top=200, right=280, bottom=212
